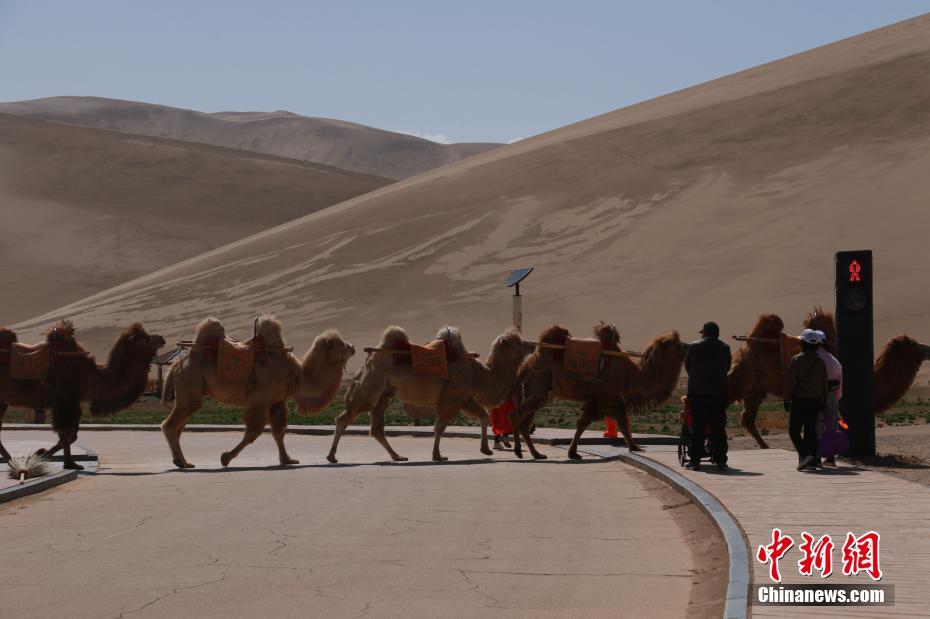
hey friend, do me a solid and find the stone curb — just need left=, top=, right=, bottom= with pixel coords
left=569, top=444, right=750, bottom=619
left=0, top=446, right=99, bottom=504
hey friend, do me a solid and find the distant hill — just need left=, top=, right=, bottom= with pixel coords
left=0, top=113, right=389, bottom=325
left=0, top=97, right=500, bottom=180
left=13, top=14, right=930, bottom=363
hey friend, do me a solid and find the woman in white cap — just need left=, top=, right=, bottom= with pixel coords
left=814, top=330, right=843, bottom=466
left=784, top=329, right=828, bottom=471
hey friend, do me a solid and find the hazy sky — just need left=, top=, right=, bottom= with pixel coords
left=1, top=1, right=928, bottom=143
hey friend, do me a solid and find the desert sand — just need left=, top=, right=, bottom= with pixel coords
left=11, top=14, right=930, bottom=373
left=0, top=97, right=500, bottom=180
left=0, top=113, right=389, bottom=325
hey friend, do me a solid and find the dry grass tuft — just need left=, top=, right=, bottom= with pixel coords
left=7, top=453, right=52, bottom=480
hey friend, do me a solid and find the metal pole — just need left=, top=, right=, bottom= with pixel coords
left=512, top=282, right=523, bottom=333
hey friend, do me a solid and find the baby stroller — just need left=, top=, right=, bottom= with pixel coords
left=677, top=396, right=717, bottom=467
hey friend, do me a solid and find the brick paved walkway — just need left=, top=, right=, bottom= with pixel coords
left=641, top=446, right=930, bottom=618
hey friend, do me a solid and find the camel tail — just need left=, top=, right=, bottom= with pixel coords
left=161, top=363, right=177, bottom=405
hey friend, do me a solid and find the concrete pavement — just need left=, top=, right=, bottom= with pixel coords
left=0, top=430, right=714, bottom=618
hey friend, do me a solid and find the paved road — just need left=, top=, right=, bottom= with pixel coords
left=0, top=431, right=703, bottom=618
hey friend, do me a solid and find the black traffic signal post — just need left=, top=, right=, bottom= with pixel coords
left=835, top=250, right=875, bottom=457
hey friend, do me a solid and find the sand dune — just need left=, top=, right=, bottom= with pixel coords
left=0, top=97, right=499, bottom=180
left=12, top=14, right=930, bottom=368
left=0, top=114, right=389, bottom=325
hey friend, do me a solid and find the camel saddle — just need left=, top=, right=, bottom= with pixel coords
left=217, top=338, right=255, bottom=385
left=9, top=342, right=51, bottom=380
left=410, top=339, right=450, bottom=381
left=563, top=338, right=602, bottom=380
left=780, top=332, right=801, bottom=372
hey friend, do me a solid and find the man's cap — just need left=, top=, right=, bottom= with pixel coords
left=813, top=330, right=827, bottom=344
left=699, top=321, right=720, bottom=337
left=799, top=328, right=819, bottom=344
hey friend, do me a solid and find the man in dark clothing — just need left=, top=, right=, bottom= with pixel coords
left=684, top=321, right=732, bottom=471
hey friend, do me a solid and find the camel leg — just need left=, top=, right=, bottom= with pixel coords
left=432, top=403, right=458, bottom=462
left=326, top=407, right=359, bottom=464
left=221, top=406, right=266, bottom=467
left=740, top=392, right=769, bottom=449
left=509, top=393, right=545, bottom=460
left=510, top=394, right=547, bottom=460
left=567, top=413, right=593, bottom=460
left=52, top=401, right=83, bottom=470
left=328, top=377, right=389, bottom=463
left=0, top=402, right=10, bottom=462
left=461, top=399, right=493, bottom=456
left=161, top=397, right=201, bottom=469
left=270, top=402, right=298, bottom=465
left=369, top=391, right=408, bottom=462
left=518, top=410, right=547, bottom=460
left=607, top=400, right=642, bottom=452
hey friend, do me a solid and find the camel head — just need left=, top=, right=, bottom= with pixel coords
left=106, top=323, right=167, bottom=369
left=295, top=329, right=355, bottom=415
left=487, top=328, right=527, bottom=370
left=307, top=329, right=356, bottom=365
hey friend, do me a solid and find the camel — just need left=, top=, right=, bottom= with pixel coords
left=0, top=321, right=166, bottom=469
left=511, top=323, right=688, bottom=460
left=160, top=316, right=354, bottom=468
left=326, top=326, right=528, bottom=463
left=730, top=307, right=930, bottom=448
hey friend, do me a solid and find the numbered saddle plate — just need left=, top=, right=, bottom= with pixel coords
left=10, top=343, right=51, bottom=380
left=563, top=338, right=602, bottom=380
left=217, top=338, right=254, bottom=385
left=410, top=339, right=450, bottom=380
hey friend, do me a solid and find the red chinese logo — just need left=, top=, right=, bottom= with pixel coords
left=757, top=528, right=795, bottom=583
left=757, top=529, right=882, bottom=582
left=798, top=532, right=834, bottom=578
left=849, top=260, right=862, bottom=282
left=842, top=531, right=882, bottom=581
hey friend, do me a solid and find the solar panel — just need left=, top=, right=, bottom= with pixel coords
left=505, top=267, right=533, bottom=288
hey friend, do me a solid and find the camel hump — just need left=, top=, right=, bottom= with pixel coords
left=434, top=326, right=467, bottom=359
left=538, top=325, right=570, bottom=346
left=0, top=328, right=17, bottom=348
left=378, top=326, right=410, bottom=350
left=593, top=322, right=621, bottom=351
left=45, top=320, right=76, bottom=343
left=748, top=314, right=784, bottom=339
left=255, top=315, right=285, bottom=348
left=194, top=317, right=226, bottom=344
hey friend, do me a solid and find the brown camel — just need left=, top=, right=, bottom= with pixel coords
left=511, top=323, right=687, bottom=460
left=730, top=308, right=930, bottom=448
left=326, top=326, right=527, bottom=463
left=0, top=321, right=165, bottom=468
left=160, top=316, right=354, bottom=468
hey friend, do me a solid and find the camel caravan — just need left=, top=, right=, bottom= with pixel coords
left=1, top=307, right=928, bottom=468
